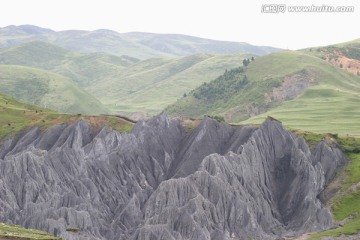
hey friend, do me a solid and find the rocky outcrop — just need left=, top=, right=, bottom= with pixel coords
left=0, top=114, right=344, bottom=239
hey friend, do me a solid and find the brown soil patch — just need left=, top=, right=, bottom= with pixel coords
left=325, top=51, right=360, bottom=76
left=265, top=69, right=316, bottom=104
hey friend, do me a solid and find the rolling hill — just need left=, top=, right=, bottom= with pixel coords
left=0, top=41, right=252, bottom=116
left=0, top=64, right=108, bottom=114
left=168, top=50, right=360, bottom=135
left=0, top=25, right=281, bottom=59
left=89, top=53, right=252, bottom=115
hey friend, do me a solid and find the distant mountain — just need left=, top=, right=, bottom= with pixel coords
left=0, top=24, right=54, bottom=35
left=0, top=41, right=252, bottom=115
left=0, top=25, right=281, bottom=59
left=121, top=31, right=280, bottom=56
left=168, top=50, right=360, bottom=135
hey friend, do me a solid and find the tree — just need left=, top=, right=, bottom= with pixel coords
left=183, top=93, right=187, bottom=97
left=251, top=56, right=255, bottom=61
left=243, top=59, right=250, bottom=67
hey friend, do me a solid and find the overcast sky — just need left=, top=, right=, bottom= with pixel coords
left=0, top=0, right=359, bottom=49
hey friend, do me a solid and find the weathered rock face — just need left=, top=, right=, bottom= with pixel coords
left=0, top=113, right=345, bottom=239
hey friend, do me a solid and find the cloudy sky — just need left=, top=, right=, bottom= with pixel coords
left=0, top=0, right=359, bottom=49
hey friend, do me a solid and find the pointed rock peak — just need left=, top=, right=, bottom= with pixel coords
left=74, top=119, right=91, bottom=128
left=266, top=116, right=282, bottom=122
left=251, top=117, right=296, bottom=147
left=131, top=112, right=182, bottom=135
left=198, top=115, right=224, bottom=128
left=139, top=112, right=172, bottom=126
left=260, top=116, right=285, bottom=130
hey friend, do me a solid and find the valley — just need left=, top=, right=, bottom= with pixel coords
left=0, top=24, right=359, bottom=240
left=0, top=41, right=254, bottom=115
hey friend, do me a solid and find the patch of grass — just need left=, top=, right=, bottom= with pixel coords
left=292, top=130, right=325, bottom=149
left=332, top=190, right=360, bottom=221
left=311, top=217, right=360, bottom=239
left=340, top=153, right=360, bottom=191
left=311, top=187, right=360, bottom=239
left=309, top=138, right=360, bottom=240
left=0, top=222, right=61, bottom=240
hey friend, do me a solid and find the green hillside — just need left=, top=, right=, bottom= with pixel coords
left=0, top=41, right=252, bottom=116
left=0, top=222, right=60, bottom=240
left=0, top=41, right=140, bottom=87
left=90, top=53, right=251, bottom=115
left=0, top=41, right=70, bottom=69
left=168, top=50, right=360, bottom=135
left=0, top=65, right=108, bottom=114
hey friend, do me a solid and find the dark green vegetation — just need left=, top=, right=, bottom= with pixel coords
left=0, top=25, right=281, bottom=59
left=0, top=222, right=61, bottom=240
left=0, top=93, right=133, bottom=141
left=0, top=41, right=252, bottom=115
left=169, top=49, right=360, bottom=135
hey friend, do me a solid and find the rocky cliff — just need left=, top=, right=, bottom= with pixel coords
left=0, top=114, right=345, bottom=239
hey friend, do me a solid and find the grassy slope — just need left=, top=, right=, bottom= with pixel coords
left=0, top=93, right=133, bottom=141
left=91, top=53, right=251, bottom=114
left=0, top=41, right=140, bottom=87
left=0, top=65, right=108, bottom=114
left=0, top=41, right=252, bottom=115
left=169, top=50, right=360, bottom=135
left=0, top=41, right=70, bottom=70
left=241, top=52, right=360, bottom=135
left=0, top=223, right=60, bottom=240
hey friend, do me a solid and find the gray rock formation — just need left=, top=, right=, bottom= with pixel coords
left=0, top=113, right=345, bottom=239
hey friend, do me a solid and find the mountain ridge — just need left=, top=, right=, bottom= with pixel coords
left=0, top=25, right=282, bottom=59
